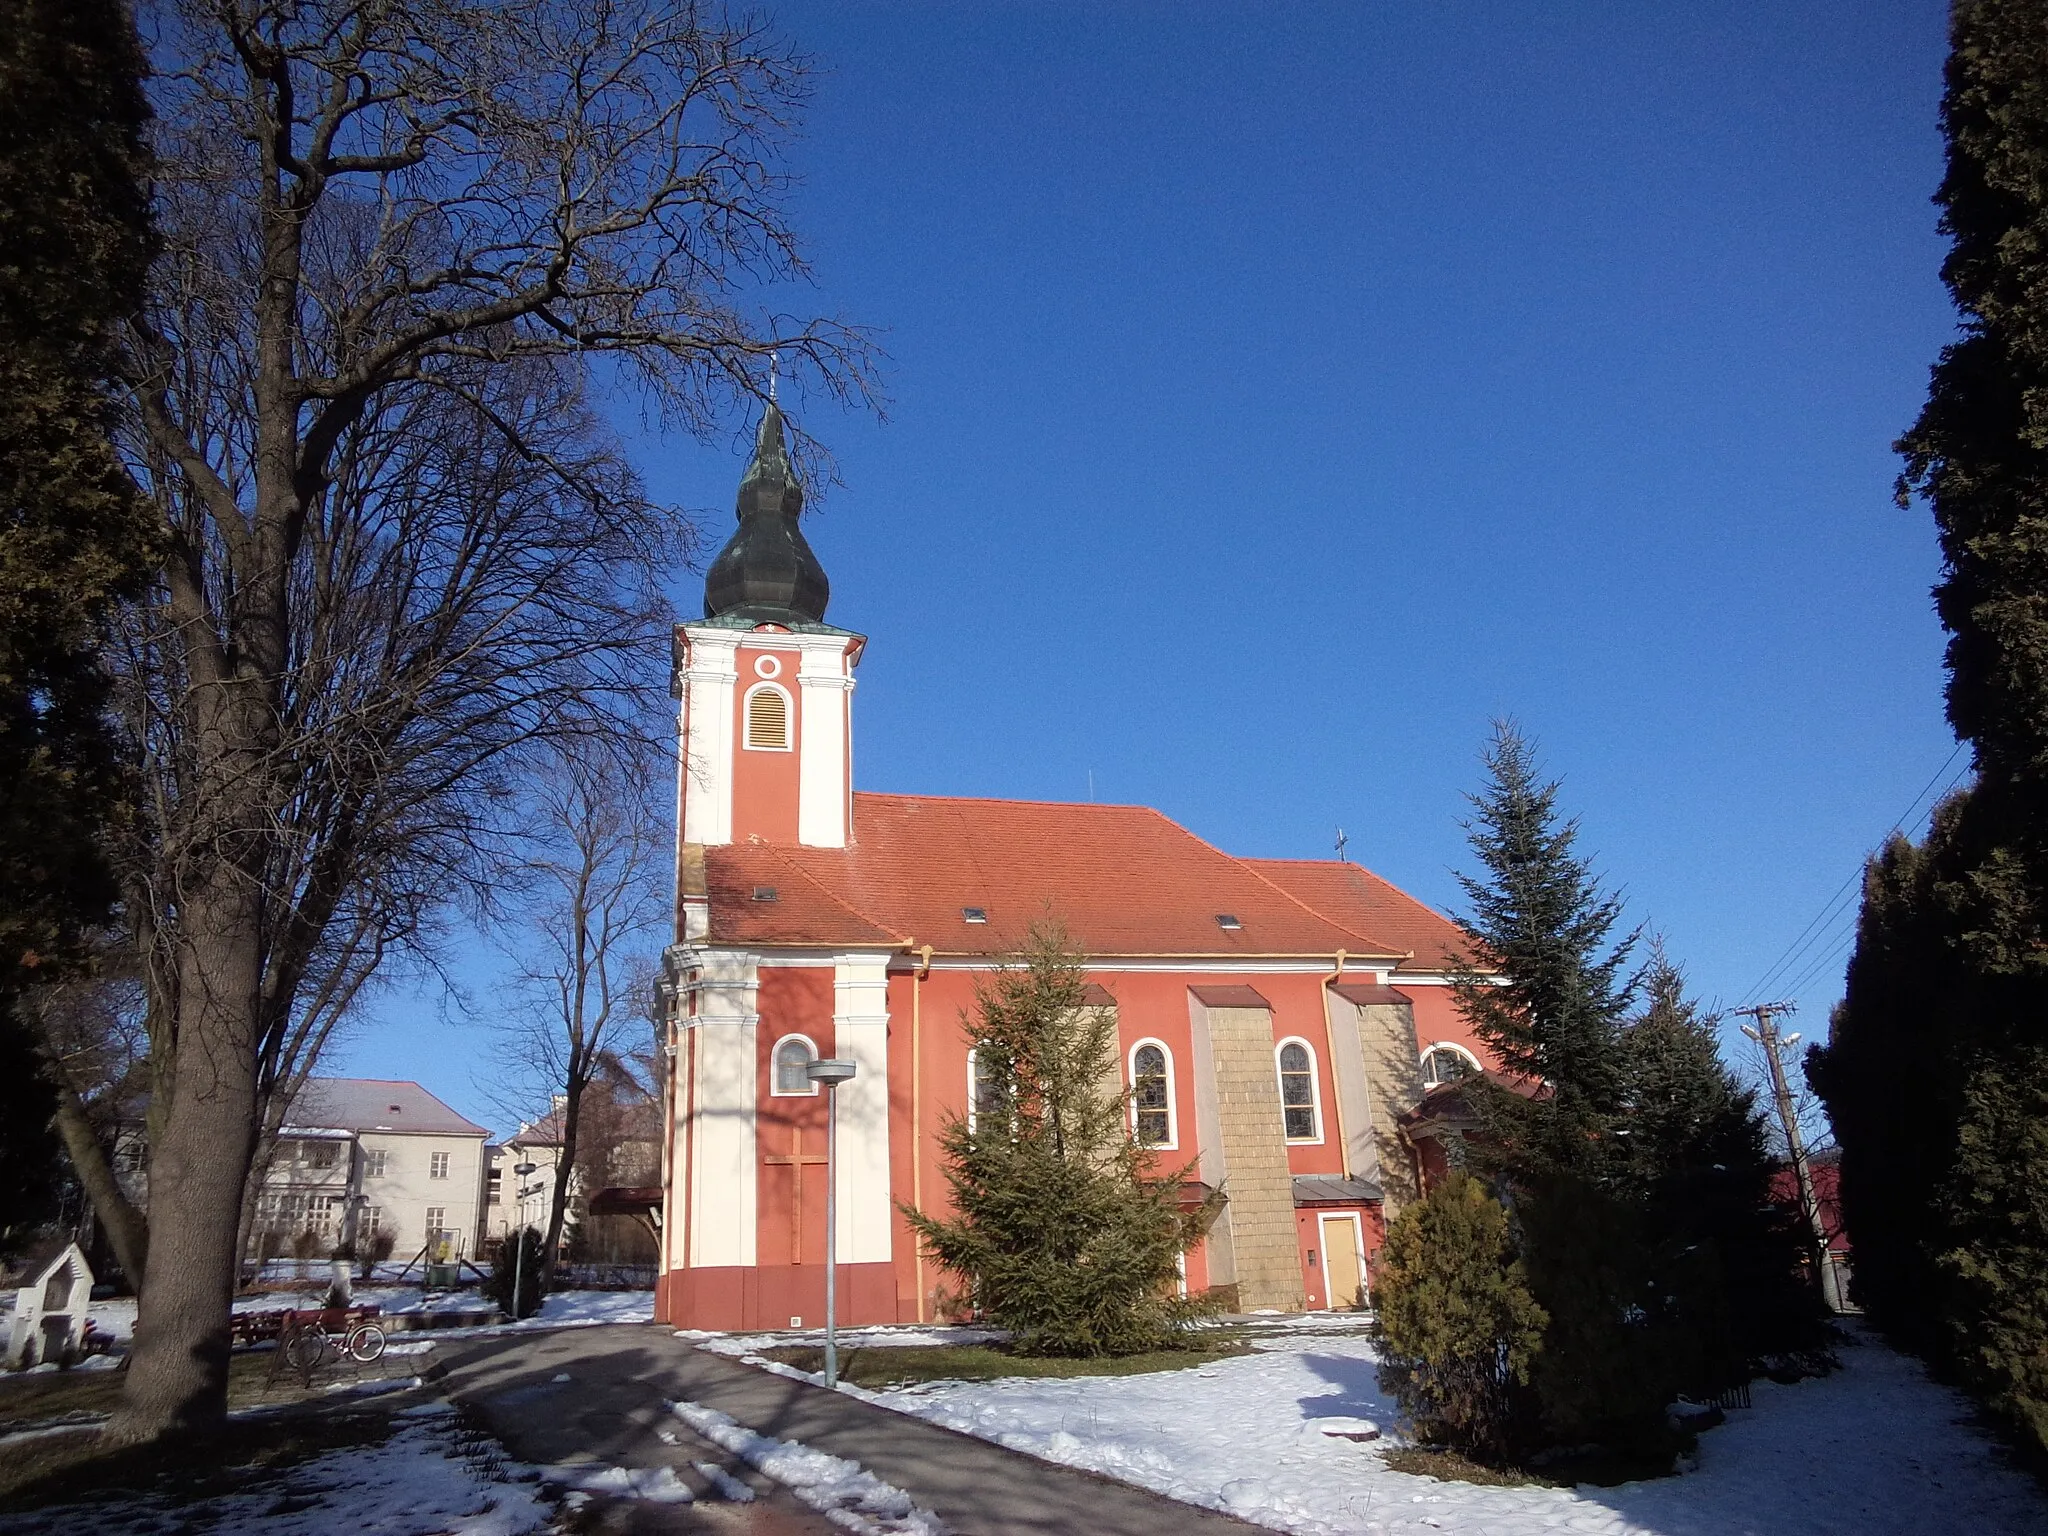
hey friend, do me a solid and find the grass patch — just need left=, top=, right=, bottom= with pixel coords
left=1380, top=1446, right=1560, bottom=1488
left=754, top=1337, right=1251, bottom=1389
left=1382, top=1438, right=1687, bottom=1489
left=0, top=1347, right=421, bottom=1430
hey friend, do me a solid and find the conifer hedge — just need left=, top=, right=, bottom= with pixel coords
left=1811, top=0, right=2048, bottom=1460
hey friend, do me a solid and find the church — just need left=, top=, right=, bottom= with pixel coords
left=655, top=405, right=1499, bottom=1331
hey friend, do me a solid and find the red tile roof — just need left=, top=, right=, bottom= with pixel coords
left=1242, top=859, right=1471, bottom=973
left=701, top=793, right=1464, bottom=963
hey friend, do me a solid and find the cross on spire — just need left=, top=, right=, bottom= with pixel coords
left=1335, top=827, right=1350, bottom=862
left=768, top=348, right=779, bottom=403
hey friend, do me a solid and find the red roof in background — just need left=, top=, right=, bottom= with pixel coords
left=703, top=793, right=1461, bottom=962
left=1244, top=859, right=1471, bottom=973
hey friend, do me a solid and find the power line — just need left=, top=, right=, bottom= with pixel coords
left=1738, top=742, right=1970, bottom=1006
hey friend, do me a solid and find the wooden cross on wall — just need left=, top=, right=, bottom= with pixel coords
left=763, top=1126, right=829, bottom=1264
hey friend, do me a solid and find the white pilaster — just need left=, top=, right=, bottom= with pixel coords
left=831, top=952, right=893, bottom=1264
left=680, top=630, right=740, bottom=846
left=688, top=948, right=759, bottom=1267
left=797, top=642, right=853, bottom=848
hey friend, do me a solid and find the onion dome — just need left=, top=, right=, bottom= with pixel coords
left=703, top=402, right=830, bottom=625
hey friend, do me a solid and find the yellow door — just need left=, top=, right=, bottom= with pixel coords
left=1320, top=1215, right=1362, bottom=1311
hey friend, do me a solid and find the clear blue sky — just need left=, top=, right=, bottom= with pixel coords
left=337, top=2, right=1960, bottom=1132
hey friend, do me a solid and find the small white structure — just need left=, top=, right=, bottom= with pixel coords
left=7, top=1241, right=94, bottom=1369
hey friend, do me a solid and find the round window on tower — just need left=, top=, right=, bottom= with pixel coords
left=753, top=654, right=782, bottom=679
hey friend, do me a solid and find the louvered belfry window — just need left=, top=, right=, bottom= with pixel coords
left=745, top=684, right=791, bottom=749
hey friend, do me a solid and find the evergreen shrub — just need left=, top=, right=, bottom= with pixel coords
left=906, top=925, right=1212, bottom=1357
left=484, top=1228, right=546, bottom=1320
left=1370, top=1172, right=1546, bottom=1461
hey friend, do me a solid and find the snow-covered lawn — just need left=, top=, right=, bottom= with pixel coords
left=78, top=1285, right=652, bottom=1347
left=842, top=1320, right=2048, bottom=1536
left=0, top=1403, right=551, bottom=1536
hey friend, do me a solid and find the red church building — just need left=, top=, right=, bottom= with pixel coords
left=655, top=406, right=1499, bottom=1330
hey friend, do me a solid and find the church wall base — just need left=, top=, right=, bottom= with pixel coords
left=657, top=1262, right=903, bottom=1331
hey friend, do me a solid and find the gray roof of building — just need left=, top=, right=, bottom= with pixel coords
left=1292, top=1174, right=1384, bottom=1206
left=286, top=1078, right=489, bottom=1138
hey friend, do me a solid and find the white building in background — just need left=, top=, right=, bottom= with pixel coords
left=253, top=1079, right=493, bottom=1261
left=486, top=1104, right=567, bottom=1243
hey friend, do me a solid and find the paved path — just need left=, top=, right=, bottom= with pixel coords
left=432, top=1324, right=1263, bottom=1536
left=427, top=1329, right=835, bottom=1536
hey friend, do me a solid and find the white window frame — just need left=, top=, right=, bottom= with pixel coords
left=1126, top=1038, right=1178, bottom=1151
left=771, top=1032, right=821, bottom=1096
left=1275, top=1036, right=1324, bottom=1145
left=363, top=1148, right=388, bottom=1179
left=1420, top=1041, right=1483, bottom=1089
left=429, top=1149, right=451, bottom=1180
left=424, top=1205, right=446, bottom=1235
left=741, top=681, right=795, bottom=751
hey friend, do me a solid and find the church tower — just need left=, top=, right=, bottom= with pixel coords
left=672, top=403, right=862, bottom=848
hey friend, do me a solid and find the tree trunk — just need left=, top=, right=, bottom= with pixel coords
left=51, top=1088, right=149, bottom=1286
left=105, top=876, right=266, bottom=1443
left=540, top=1082, right=583, bottom=1292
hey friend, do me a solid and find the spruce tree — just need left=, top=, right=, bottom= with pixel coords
left=1451, top=720, right=1636, bottom=1184
left=1619, top=949, right=1821, bottom=1379
left=1450, top=723, right=1666, bottom=1445
left=1813, top=0, right=2048, bottom=1455
left=905, top=925, right=1206, bottom=1357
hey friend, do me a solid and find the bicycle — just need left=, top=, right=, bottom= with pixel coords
left=277, top=1310, right=387, bottom=1382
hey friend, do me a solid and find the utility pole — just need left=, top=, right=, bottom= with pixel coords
left=1734, top=1001, right=1839, bottom=1311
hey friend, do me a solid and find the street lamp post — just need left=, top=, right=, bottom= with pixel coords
left=804, top=1058, right=858, bottom=1388
left=511, top=1162, right=539, bottom=1320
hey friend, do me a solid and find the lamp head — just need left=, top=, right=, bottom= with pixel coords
left=514, top=1163, right=538, bottom=1176
left=806, top=1058, right=858, bottom=1087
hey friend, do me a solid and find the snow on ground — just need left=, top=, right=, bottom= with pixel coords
left=0, top=1401, right=550, bottom=1536
left=521, top=1289, right=653, bottom=1327
left=77, top=1284, right=653, bottom=1347
left=672, top=1398, right=947, bottom=1535
left=858, top=1321, right=2048, bottom=1536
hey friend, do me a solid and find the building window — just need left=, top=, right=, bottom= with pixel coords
left=1421, top=1042, right=1481, bottom=1090
left=363, top=1149, right=388, bottom=1179
left=1129, top=1041, right=1175, bottom=1148
left=486, top=1168, right=503, bottom=1206
left=967, top=1047, right=1010, bottom=1134
left=424, top=1206, right=445, bottom=1237
left=307, top=1141, right=340, bottom=1170
left=743, top=682, right=793, bottom=750
left=772, top=1034, right=819, bottom=1095
left=360, top=1205, right=383, bottom=1237
left=1277, top=1039, right=1320, bottom=1142
left=430, top=1150, right=450, bottom=1180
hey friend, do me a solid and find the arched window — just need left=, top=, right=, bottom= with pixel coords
left=1420, top=1042, right=1481, bottom=1090
left=1276, top=1039, right=1320, bottom=1142
left=744, top=683, right=792, bottom=750
left=967, top=1047, right=1010, bottom=1133
left=1129, top=1041, right=1175, bottom=1148
left=772, top=1034, right=818, bottom=1095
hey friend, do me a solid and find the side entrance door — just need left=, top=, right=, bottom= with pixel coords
left=1319, top=1213, right=1364, bottom=1311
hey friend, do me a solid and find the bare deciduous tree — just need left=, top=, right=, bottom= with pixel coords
left=491, top=749, right=666, bottom=1291
left=105, top=0, right=875, bottom=1442
left=27, top=958, right=152, bottom=1285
